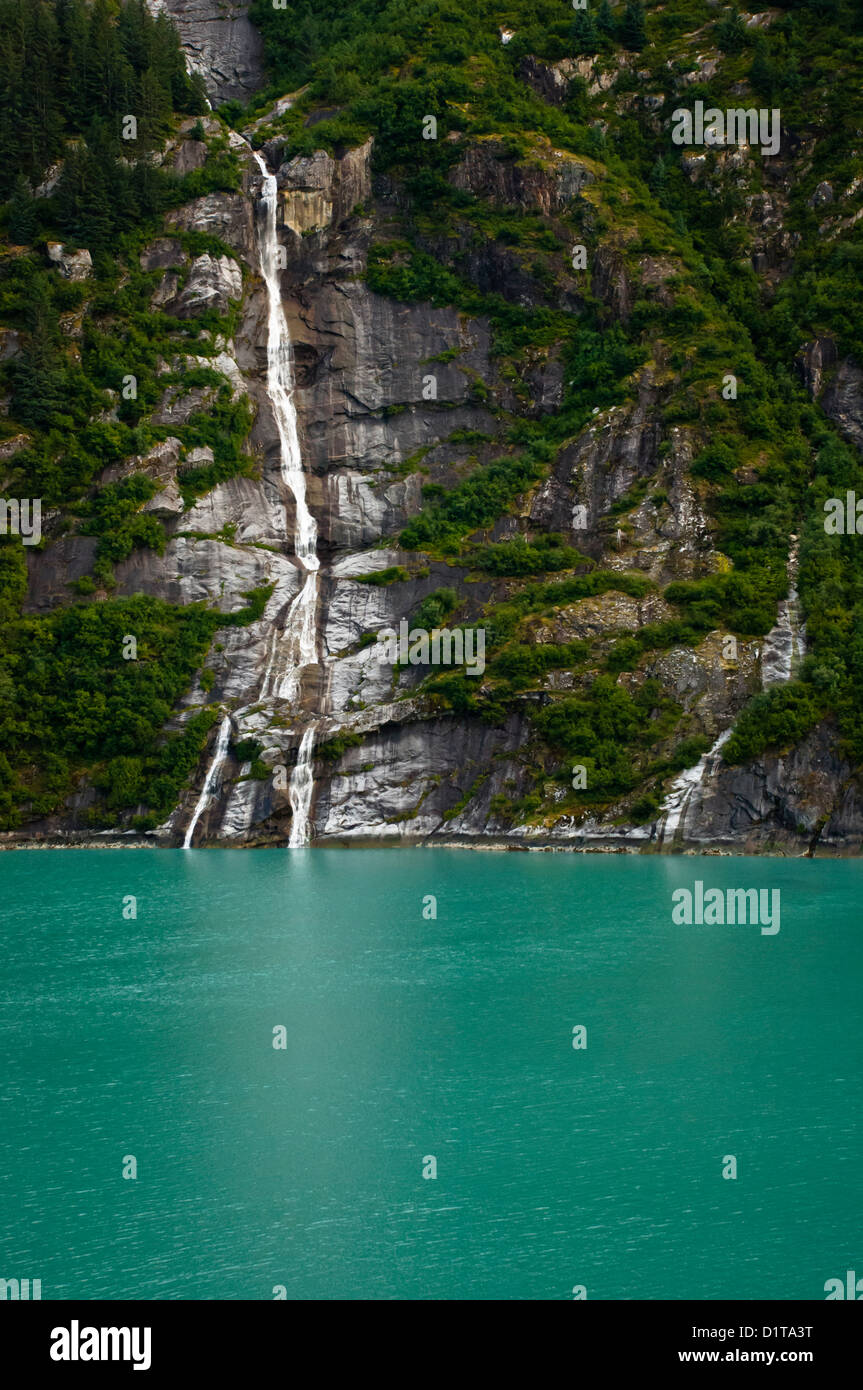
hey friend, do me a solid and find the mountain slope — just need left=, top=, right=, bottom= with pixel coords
left=2, top=0, right=862, bottom=852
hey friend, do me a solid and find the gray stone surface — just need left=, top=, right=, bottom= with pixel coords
left=148, top=0, right=265, bottom=104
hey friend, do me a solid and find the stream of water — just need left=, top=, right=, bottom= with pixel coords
left=253, top=153, right=320, bottom=847
left=185, top=156, right=321, bottom=847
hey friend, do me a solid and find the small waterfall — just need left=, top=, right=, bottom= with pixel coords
left=253, top=151, right=320, bottom=844
left=288, top=726, right=317, bottom=848
left=657, top=729, right=731, bottom=845
left=183, top=714, right=232, bottom=848
left=761, top=537, right=807, bottom=688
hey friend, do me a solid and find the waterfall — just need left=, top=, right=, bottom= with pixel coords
left=183, top=714, right=233, bottom=848
left=288, top=726, right=316, bottom=848
left=655, top=538, right=807, bottom=849
left=253, top=151, right=320, bottom=843
left=657, top=728, right=731, bottom=845
left=761, top=538, right=807, bottom=688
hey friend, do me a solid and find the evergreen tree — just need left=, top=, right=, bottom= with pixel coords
left=716, top=7, right=749, bottom=54
left=620, top=1, right=647, bottom=51
left=54, top=137, right=117, bottom=252
left=648, top=156, right=667, bottom=198
left=0, top=0, right=204, bottom=195
left=11, top=270, right=64, bottom=429
left=749, top=38, right=777, bottom=100
left=137, top=65, right=173, bottom=149
left=7, top=174, right=37, bottom=243
left=596, top=1, right=616, bottom=39
left=571, top=9, right=599, bottom=55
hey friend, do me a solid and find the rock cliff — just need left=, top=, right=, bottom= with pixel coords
left=7, top=4, right=863, bottom=857
left=149, top=0, right=265, bottom=105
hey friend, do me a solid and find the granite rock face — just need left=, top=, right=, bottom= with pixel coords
left=14, top=65, right=862, bottom=854
left=797, top=337, right=863, bottom=454
left=449, top=139, right=596, bottom=213
left=154, top=128, right=857, bottom=855
left=148, top=0, right=265, bottom=104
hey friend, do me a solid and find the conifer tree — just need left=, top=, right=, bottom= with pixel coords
left=11, top=271, right=63, bottom=429
left=648, top=155, right=667, bottom=198
left=571, top=9, right=599, bottom=55
left=7, top=174, right=37, bottom=243
left=620, top=1, right=647, bottom=51
left=716, top=7, right=749, bottom=54
left=596, top=0, right=616, bottom=39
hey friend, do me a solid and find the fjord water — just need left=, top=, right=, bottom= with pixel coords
left=1, top=850, right=860, bottom=1301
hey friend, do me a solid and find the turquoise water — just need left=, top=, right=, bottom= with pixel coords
left=1, top=848, right=861, bottom=1301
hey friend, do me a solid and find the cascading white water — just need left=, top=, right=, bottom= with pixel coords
left=288, top=726, right=316, bottom=848
left=253, top=151, right=319, bottom=845
left=761, top=538, right=807, bottom=689
left=658, top=728, right=731, bottom=843
left=183, top=714, right=232, bottom=848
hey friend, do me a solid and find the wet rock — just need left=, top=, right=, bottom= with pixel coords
left=592, top=245, right=632, bottom=323
left=142, top=479, right=184, bottom=519
left=517, top=55, right=578, bottom=106
left=681, top=153, right=707, bottom=181
left=293, top=279, right=496, bottom=473
left=315, top=713, right=527, bottom=842
left=171, top=138, right=209, bottom=175
left=102, top=437, right=183, bottom=487
left=34, top=162, right=63, bottom=197
left=152, top=383, right=218, bottom=426
left=797, top=340, right=863, bottom=456
left=0, top=329, right=21, bottom=360
left=25, top=535, right=99, bottom=611
left=676, top=721, right=863, bottom=852
left=111, top=536, right=291, bottom=613
left=795, top=336, right=838, bottom=398
left=140, top=238, right=187, bottom=273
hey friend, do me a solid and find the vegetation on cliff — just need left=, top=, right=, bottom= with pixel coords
left=0, top=0, right=250, bottom=829
left=2, top=0, right=863, bottom=836
left=240, top=0, right=863, bottom=819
